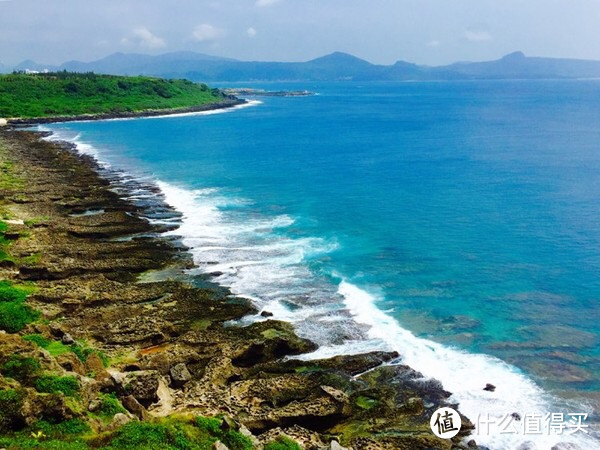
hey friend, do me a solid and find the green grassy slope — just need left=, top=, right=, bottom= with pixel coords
left=0, top=72, right=224, bottom=118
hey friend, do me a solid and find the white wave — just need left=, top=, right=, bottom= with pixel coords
left=334, top=280, right=598, bottom=450
left=39, top=118, right=599, bottom=450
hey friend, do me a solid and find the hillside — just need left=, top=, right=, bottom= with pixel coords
left=0, top=72, right=228, bottom=119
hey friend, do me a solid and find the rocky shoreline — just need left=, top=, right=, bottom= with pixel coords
left=4, top=98, right=245, bottom=125
left=0, top=128, right=478, bottom=449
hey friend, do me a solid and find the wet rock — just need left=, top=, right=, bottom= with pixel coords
left=169, top=362, right=192, bottom=388
left=260, top=311, right=274, bottom=317
left=516, top=442, right=538, bottom=450
left=551, top=443, right=583, bottom=450
left=511, top=412, right=522, bottom=421
left=483, top=383, right=496, bottom=392
left=467, top=439, right=478, bottom=448
left=304, top=351, right=400, bottom=376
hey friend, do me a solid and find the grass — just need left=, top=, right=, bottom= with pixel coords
left=23, top=334, right=109, bottom=367
left=0, top=418, right=90, bottom=449
left=0, top=72, right=225, bottom=119
left=34, top=375, right=79, bottom=396
left=264, top=436, right=302, bottom=450
left=94, top=393, right=126, bottom=421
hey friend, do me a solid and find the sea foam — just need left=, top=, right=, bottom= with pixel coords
left=39, top=113, right=599, bottom=450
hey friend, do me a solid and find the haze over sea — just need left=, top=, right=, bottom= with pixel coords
left=45, top=80, right=600, bottom=449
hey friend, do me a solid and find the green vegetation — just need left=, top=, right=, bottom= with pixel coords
left=94, top=394, right=126, bottom=421
left=23, top=333, right=109, bottom=367
left=0, top=389, right=25, bottom=432
left=0, top=282, right=38, bottom=332
left=102, top=416, right=252, bottom=450
left=0, top=297, right=39, bottom=332
left=355, top=395, right=379, bottom=410
left=32, top=419, right=91, bottom=439
left=34, top=375, right=79, bottom=396
left=1, top=355, right=41, bottom=383
left=0, top=220, right=13, bottom=263
left=264, top=436, right=302, bottom=450
left=0, top=72, right=225, bottom=119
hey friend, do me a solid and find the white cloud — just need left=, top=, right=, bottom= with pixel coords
left=192, top=23, right=225, bottom=42
left=247, top=27, right=257, bottom=38
left=427, top=40, right=440, bottom=47
left=464, top=29, right=492, bottom=42
left=256, top=0, right=280, bottom=7
left=122, top=27, right=166, bottom=49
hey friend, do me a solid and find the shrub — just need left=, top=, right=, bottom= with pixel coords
left=23, top=334, right=51, bottom=348
left=96, top=393, right=126, bottom=420
left=35, top=375, right=79, bottom=396
left=103, top=422, right=178, bottom=449
left=0, top=281, right=29, bottom=303
left=1, top=355, right=41, bottom=383
left=194, top=416, right=221, bottom=435
left=32, top=418, right=90, bottom=438
left=195, top=416, right=252, bottom=450
left=0, top=300, right=39, bottom=333
left=265, top=436, right=302, bottom=450
left=0, top=389, right=25, bottom=432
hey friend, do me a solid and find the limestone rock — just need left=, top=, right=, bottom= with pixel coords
left=61, top=333, right=75, bottom=345
left=108, top=412, right=132, bottom=430
left=122, top=395, right=151, bottom=421
left=122, top=370, right=160, bottom=406
left=169, top=362, right=192, bottom=387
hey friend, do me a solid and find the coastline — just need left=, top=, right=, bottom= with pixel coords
left=0, top=128, right=476, bottom=448
left=4, top=98, right=246, bottom=125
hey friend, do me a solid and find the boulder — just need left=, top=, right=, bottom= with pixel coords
left=108, top=412, right=132, bottom=430
left=85, top=352, right=110, bottom=380
left=122, top=370, right=160, bottom=406
left=483, top=383, right=496, bottom=392
left=169, top=362, right=192, bottom=387
left=61, top=333, right=75, bottom=345
left=212, top=441, right=229, bottom=450
left=121, top=395, right=151, bottom=421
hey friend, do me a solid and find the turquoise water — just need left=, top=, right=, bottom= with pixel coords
left=46, top=80, right=600, bottom=448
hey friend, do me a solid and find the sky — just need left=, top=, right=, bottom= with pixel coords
left=1, top=0, right=600, bottom=67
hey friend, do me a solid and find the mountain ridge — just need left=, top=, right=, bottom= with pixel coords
left=8, top=51, right=600, bottom=81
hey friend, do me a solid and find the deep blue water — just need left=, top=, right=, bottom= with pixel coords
left=46, top=80, right=600, bottom=447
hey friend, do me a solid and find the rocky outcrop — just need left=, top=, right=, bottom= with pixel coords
left=0, top=129, right=473, bottom=448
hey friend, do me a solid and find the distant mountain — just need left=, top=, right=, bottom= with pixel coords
left=437, top=51, right=600, bottom=79
left=13, top=59, right=59, bottom=72
left=12, top=51, right=600, bottom=81
left=60, top=51, right=236, bottom=75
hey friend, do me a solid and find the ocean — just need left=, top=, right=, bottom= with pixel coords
left=44, top=80, right=600, bottom=449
